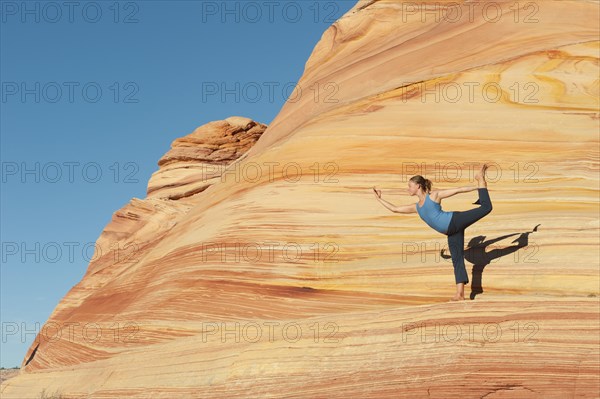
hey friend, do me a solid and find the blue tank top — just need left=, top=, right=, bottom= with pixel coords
left=416, top=194, right=454, bottom=234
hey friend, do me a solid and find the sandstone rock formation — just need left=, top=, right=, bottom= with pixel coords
left=147, top=117, right=268, bottom=200
left=0, top=369, right=19, bottom=386
left=2, top=0, right=599, bottom=398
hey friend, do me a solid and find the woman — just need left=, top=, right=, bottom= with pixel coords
left=373, top=163, right=493, bottom=301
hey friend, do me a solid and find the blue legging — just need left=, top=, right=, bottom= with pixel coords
left=445, top=188, right=493, bottom=284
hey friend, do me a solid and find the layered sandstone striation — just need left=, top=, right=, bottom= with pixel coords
left=2, top=1, right=599, bottom=398
left=147, top=116, right=268, bottom=200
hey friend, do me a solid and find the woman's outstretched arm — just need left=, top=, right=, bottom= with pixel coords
left=373, top=187, right=417, bottom=214
left=433, top=185, right=478, bottom=200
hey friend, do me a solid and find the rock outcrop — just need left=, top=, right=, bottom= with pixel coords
left=147, top=116, right=267, bottom=200
left=2, top=1, right=598, bottom=398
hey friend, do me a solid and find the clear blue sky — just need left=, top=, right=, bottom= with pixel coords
left=0, top=0, right=357, bottom=368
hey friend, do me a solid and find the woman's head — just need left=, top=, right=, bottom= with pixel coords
left=408, top=175, right=432, bottom=195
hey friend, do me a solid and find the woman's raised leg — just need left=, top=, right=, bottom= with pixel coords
left=448, top=188, right=493, bottom=233
left=446, top=164, right=493, bottom=235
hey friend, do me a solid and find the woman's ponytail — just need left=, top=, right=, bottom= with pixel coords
left=424, top=178, right=432, bottom=193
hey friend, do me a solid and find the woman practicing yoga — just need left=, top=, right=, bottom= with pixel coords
left=373, top=163, right=493, bottom=301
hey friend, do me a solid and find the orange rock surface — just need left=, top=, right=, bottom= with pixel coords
left=2, top=1, right=599, bottom=398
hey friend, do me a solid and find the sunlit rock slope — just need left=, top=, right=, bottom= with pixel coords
left=2, top=1, right=599, bottom=398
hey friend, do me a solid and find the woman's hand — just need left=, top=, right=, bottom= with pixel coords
left=373, top=187, right=382, bottom=199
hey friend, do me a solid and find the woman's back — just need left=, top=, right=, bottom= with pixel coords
left=416, top=193, right=454, bottom=234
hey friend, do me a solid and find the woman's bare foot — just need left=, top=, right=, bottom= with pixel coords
left=474, top=163, right=489, bottom=188
left=450, top=282, right=466, bottom=301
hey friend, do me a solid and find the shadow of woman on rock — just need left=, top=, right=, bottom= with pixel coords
left=441, top=224, right=540, bottom=300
